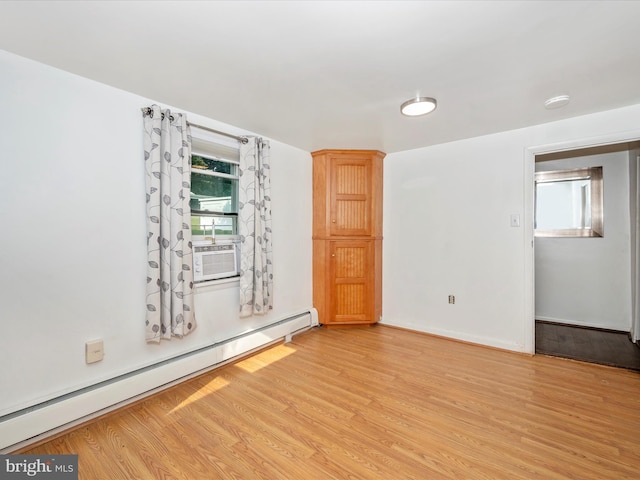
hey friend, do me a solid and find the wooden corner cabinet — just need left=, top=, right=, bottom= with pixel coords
left=312, top=149, right=385, bottom=326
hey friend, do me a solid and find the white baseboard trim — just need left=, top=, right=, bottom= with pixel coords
left=379, top=319, right=526, bottom=353
left=0, top=309, right=317, bottom=453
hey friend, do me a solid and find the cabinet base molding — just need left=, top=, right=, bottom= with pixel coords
left=321, top=323, right=375, bottom=328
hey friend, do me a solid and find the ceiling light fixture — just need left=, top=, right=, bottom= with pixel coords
left=544, top=94, right=570, bottom=110
left=401, top=96, right=437, bottom=117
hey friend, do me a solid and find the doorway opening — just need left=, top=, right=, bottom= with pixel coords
left=532, top=141, right=640, bottom=369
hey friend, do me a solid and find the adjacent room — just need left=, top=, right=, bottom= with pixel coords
left=1, top=1, right=639, bottom=478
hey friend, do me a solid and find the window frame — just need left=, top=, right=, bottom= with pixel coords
left=190, top=150, right=240, bottom=242
left=534, top=166, right=604, bottom=238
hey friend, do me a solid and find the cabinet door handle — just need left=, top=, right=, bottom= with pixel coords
left=332, top=219, right=336, bottom=223
left=331, top=254, right=336, bottom=257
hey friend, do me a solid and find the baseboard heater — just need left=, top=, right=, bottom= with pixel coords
left=0, top=309, right=318, bottom=452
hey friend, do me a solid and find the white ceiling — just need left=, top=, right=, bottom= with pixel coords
left=1, top=0, right=640, bottom=153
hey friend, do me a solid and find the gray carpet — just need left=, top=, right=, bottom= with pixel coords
left=535, top=321, right=640, bottom=371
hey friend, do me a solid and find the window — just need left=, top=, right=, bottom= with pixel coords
left=190, top=130, right=240, bottom=240
left=535, top=166, right=603, bottom=237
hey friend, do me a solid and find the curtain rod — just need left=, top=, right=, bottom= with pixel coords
left=187, top=121, right=249, bottom=144
left=141, top=107, right=248, bottom=144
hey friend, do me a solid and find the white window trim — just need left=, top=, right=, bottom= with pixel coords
left=191, top=151, right=240, bottom=238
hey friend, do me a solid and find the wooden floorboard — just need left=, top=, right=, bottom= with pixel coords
left=20, top=325, right=640, bottom=479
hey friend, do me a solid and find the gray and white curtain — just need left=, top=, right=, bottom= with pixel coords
left=239, top=137, right=273, bottom=317
left=143, top=105, right=196, bottom=342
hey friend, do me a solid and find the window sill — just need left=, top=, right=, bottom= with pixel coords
left=194, top=276, right=240, bottom=292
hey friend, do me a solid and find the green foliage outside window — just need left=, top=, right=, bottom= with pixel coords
left=190, top=155, right=238, bottom=236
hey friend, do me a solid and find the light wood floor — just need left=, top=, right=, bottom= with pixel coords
left=21, top=325, right=640, bottom=479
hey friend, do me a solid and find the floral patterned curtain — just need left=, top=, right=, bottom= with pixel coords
left=238, top=137, right=273, bottom=317
left=143, top=105, right=196, bottom=342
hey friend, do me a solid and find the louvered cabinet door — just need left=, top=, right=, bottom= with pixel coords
left=328, top=240, right=373, bottom=324
left=329, top=157, right=372, bottom=236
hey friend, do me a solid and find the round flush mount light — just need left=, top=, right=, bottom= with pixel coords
left=544, top=94, right=570, bottom=110
left=401, top=96, right=437, bottom=116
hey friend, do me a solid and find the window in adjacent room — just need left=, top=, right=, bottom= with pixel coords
left=190, top=130, right=240, bottom=240
left=534, top=166, right=603, bottom=237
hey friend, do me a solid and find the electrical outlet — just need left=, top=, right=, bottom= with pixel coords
left=86, top=339, right=104, bottom=364
left=448, top=295, right=455, bottom=304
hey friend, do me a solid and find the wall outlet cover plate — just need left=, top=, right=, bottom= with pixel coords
left=85, top=339, right=104, bottom=364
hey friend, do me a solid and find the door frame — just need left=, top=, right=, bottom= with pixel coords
left=523, top=129, right=640, bottom=354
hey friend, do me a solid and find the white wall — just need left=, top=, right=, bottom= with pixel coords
left=0, top=50, right=312, bottom=419
left=535, top=152, right=631, bottom=331
left=383, top=103, right=640, bottom=353
left=383, top=131, right=528, bottom=351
